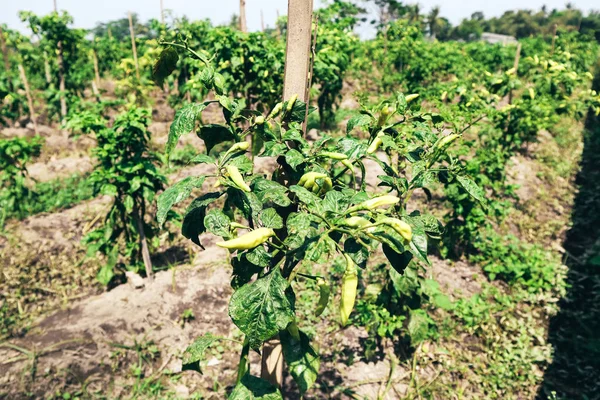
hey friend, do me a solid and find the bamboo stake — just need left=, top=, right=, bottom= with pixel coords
left=0, top=26, right=10, bottom=72
left=261, top=0, right=314, bottom=388
left=92, top=49, right=100, bottom=86
left=43, top=51, right=52, bottom=84
left=261, top=10, right=265, bottom=32
left=239, top=0, right=247, bottom=32
left=551, top=24, right=557, bottom=55
left=17, top=64, right=38, bottom=135
left=160, top=0, right=165, bottom=25
left=128, top=12, right=140, bottom=81
left=136, top=214, right=153, bottom=279
left=276, top=9, right=281, bottom=39
left=513, top=42, right=521, bottom=73
left=54, top=0, right=67, bottom=120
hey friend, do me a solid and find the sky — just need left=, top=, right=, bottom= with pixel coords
left=1, top=0, right=599, bottom=38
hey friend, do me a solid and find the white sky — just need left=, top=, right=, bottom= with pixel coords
left=1, top=0, right=598, bottom=37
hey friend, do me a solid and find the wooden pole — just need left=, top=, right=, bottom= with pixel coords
left=160, top=0, right=165, bottom=25
left=92, top=49, right=100, bottom=86
left=551, top=23, right=557, bottom=55
left=0, top=26, right=10, bottom=72
left=18, top=64, right=38, bottom=135
left=136, top=214, right=153, bottom=279
left=43, top=51, right=52, bottom=84
left=261, top=10, right=265, bottom=32
left=261, top=0, right=314, bottom=388
left=107, top=26, right=113, bottom=40
left=54, top=0, right=67, bottom=120
left=282, top=0, right=314, bottom=103
left=513, top=42, right=521, bottom=73
left=128, top=12, right=140, bottom=81
left=276, top=9, right=281, bottom=39
left=239, top=0, right=247, bottom=32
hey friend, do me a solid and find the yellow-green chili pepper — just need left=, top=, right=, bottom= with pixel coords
left=340, top=253, right=358, bottom=326
left=347, top=195, right=400, bottom=214
left=216, top=227, right=275, bottom=250
left=315, top=278, right=330, bottom=317
left=226, top=165, right=251, bottom=192
left=380, top=217, right=413, bottom=242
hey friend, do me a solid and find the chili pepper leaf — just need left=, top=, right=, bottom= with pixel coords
left=337, top=137, right=367, bottom=159
left=167, top=102, right=208, bottom=157
left=246, top=246, right=272, bottom=267
left=407, top=309, right=433, bottom=346
left=182, top=333, right=223, bottom=373
left=204, top=209, right=232, bottom=239
left=152, top=46, right=178, bottom=87
left=280, top=330, right=320, bottom=395
left=290, top=186, right=321, bottom=209
left=346, top=113, right=372, bottom=134
left=285, top=149, right=305, bottom=171
left=261, top=141, right=288, bottom=157
left=197, top=124, right=235, bottom=154
left=229, top=374, right=283, bottom=400
left=227, top=155, right=254, bottom=174
left=344, top=237, right=370, bottom=268
left=456, top=174, right=486, bottom=204
left=260, top=208, right=283, bottom=229
left=229, top=269, right=294, bottom=350
left=383, top=244, right=413, bottom=275
left=285, top=99, right=309, bottom=123
left=254, top=179, right=291, bottom=207
left=189, top=154, right=216, bottom=165
left=157, top=176, right=206, bottom=226
left=182, top=192, right=222, bottom=247
left=322, top=190, right=350, bottom=215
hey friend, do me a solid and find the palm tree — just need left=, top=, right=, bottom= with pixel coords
left=407, top=4, right=421, bottom=24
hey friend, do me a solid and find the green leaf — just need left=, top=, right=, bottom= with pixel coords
left=383, top=244, right=413, bottom=275
left=285, top=149, right=305, bottom=171
left=182, top=192, right=222, bottom=247
left=260, top=208, right=283, bottom=229
left=204, top=209, right=232, bottom=239
left=229, top=269, right=294, bottom=349
left=152, top=46, right=178, bottom=86
left=157, top=176, right=206, bottom=226
left=407, top=309, right=431, bottom=346
left=182, top=333, right=222, bottom=373
left=322, top=191, right=349, bottom=215
left=254, top=179, right=291, bottom=207
left=346, top=114, right=372, bottom=134
left=286, top=99, right=308, bottom=123
left=246, top=246, right=272, bottom=267
left=290, top=186, right=321, bottom=208
left=167, top=103, right=207, bottom=156
left=198, top=124, right=235, bottom=154
left=229, top=374, right=283, bottom=400
left=280, top=330, right=320, bottom=395
left=190, top=154, right=216, bottom=164
left=456, top=175, right=486, bottom=204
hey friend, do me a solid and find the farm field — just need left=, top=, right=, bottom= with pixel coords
left=1, top=1, right=600, bottom=399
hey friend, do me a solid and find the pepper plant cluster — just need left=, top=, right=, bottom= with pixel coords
left=154, top=39, right=485, bottom=396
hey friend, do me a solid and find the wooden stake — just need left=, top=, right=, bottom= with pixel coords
left=261, top=0, right=314, bottom=388
left=282, top=0, right=314, bottom=103
left=54, top=0, right=66, bottom=120
left=128, top=12, right=140, bottom=81
left=276, top=9, right=281, bottom=39
left=92, top=49, right=100, bottom=86
left=136, top=214, right=154, bottom=280
left=551, top=24, right=557, bottom=55
left=513, top=42, right=521, bottom=73
left=107, top=26, right=113, bottom=40
left=160, top=0, right=165, bottom=25
left=43, top=51, right=52, bottom=84
left=18, top=64, right=38, bottom=135
left=261, top=10, right=265, bottom=32
left=239, top=0, right=247, bottom=32
left=0, top=26, right=10, bottom=72
left=57, top=41, right=67, bottom=120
